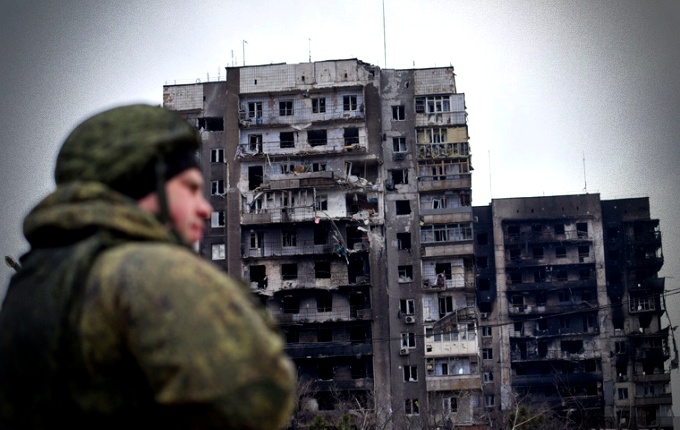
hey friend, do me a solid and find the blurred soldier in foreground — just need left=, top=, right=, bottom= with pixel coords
left=0, top=104, right=296, bottom=429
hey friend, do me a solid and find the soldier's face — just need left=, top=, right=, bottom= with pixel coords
left=165, top=168, right=213, bottom=244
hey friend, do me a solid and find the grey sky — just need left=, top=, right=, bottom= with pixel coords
left=2, top=0, right=680, bottom=412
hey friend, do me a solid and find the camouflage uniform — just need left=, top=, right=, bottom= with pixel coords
left=0, top=105, right=296, bottom=429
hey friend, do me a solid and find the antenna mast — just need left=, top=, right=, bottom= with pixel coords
left=309, top=38, right=312, bottom=63
left=583, top=151, right=587, bottom=193
left=382, top=0, right=387, bottom=68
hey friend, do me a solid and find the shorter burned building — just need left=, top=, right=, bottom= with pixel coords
left=474, top=194, right=673, bottom=429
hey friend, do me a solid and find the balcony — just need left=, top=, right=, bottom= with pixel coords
left=420, top=206, right=473, bottom=225
left=273, top=305, right=373, bottom=324
left=285, top=341, right=373, bottom=359
left=634, top=393, right=673, bottom=406
left=425, top=374, right=480, bottom=392
left=508, top=302, right=598, bottom=316
left=415, top=111, right=466, bottom=127
left=506, top=278, right=597, bottom=292
left=421, top=241, right=473, bottom=258
left=504, top=231, right=593, bottom=245
left=511, top=349, right=601, bottom=362
left=312, top=378, right=374, bottom=391
left=417, top=174, right=471, bottom=192
left=633, top=372, right=671, bottom=383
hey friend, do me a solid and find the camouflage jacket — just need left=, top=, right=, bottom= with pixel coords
left=0, top=182, right=296, bottom=429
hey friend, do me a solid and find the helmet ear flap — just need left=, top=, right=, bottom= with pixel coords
left=154, top=157, right=170, bottom=226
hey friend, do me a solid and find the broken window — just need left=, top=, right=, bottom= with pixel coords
left=476, top=256, right=488, bottom=269
left=285, top=327, right=299, bottom=343
left=315, top=195, right=328, bottom=211
left=307, top=129, right=327, bottom=146
left=211, top=243, right=225, bottom=260
left=561, top=340, right=583, bottom=354
left=351, top=362, right=366, bottom=379
left=248, top=166, right=263, bottom=191
left=554, top=223, right=565, bottom=235
left=404, top=399, right=419, bottom=415
left=210, top=148, right=224, bottom=163
left=281, top=263, right=298, bottom=280
left=313, top=226, right=328, bottom=245
left=279, top=131, right=294, bottom=148
left=400, top=299, right=415, bottom=315
left=210, top=211, right=225, bottom=228
left=482, top=326, right=492, bottom=337
left=395, top=200, right=411, bottom=215
left=392, top=105, right=405, bottom=121
left=279, top=100, right=293, bottom=116
left=439, top=296, right=453, bottom=317
left=478, top=278, right=491, bottom=291
left=343, top=95, right=358, bottom=111
left=390, top=169, right=409, bottom=185
left=558, top=290, right=571, bottom=302
left=198, top=117, right=224, bottom=131
left=248, top=101, right=262, bottom=118
left=350, top=326, right=367, bottom=343
left=532, top=247, right=544, bottom=259
left=403, top=366, right=417, bottom=382
left=444, top=396, right=458, bottom=413
left=312, top=162, right=326, bottom=172
left=510, top=272, right=522, bottom=284
left=344, top=127, right=359, bottom=145
left=578, top=245, right=590, bottom=260
left=249, top=265, right=267, bottom=289
left=397, top=232, right=411, bottom=250
left=485, top=395, right=495, bottom=408
left=282, top=230, right=297, bottom=247
left=248, top=134, right=263, bottom=153
left=317, top=362, right=333, bottom=380
left=577, top=222, right=589, bottom=238
left=477, top=232, right=488, bottom=245
left=435, top=263, right=452, bottom=280
left=556, top=270, right=568, bottom=281
left=211, top=180, right=224, bottom=196
left=401, top=332, right=416, bottom=348
left=312, top=97, right=326, bottom=113
left=618, top=388, right=628, bottom=400
left=315, top=262, right=331, bottom=279
left=392, top=137, right=407, bottom=153
left=398, top=265, right=413, bottom=282
left=555, top=246, right=567, bottom=258
left=630, top=296, right=654, bottom=312
left=318, top=327, right=332, bottom=342
left=282, top=295, right=299, bottom=314
left=317, top=291, right=332, bottom=312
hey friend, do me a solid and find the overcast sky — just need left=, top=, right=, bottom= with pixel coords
left=2, top=0, right=680, bottom=412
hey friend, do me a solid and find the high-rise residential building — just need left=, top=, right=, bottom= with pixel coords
left=163, top=58, right=671, bottom=429
left=474, top=195, right=673, bottom=429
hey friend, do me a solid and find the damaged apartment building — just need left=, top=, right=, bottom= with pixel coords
left=474, top=195, right=673, bottom=429
left=162, top=58, right=672, bottom=429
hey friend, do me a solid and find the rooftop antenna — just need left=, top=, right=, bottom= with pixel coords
left=231, top=50, right=234, bottom=67
left=583, top=151, right=588, bottom=193
left=488, top=150, right=493, bottom=201
left=308, top=38, right=312, bottom=63
left=242, top=40, right=248, bottom=66
left=382, top=0, right=387, bottom=68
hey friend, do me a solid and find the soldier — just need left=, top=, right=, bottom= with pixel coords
left=0, top=104, right=296, bottom=429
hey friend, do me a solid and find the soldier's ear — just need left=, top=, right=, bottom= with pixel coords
left=136, top=192, right=161, bottom=215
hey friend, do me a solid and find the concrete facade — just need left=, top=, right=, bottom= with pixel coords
left=474, top=195, right=672, bottom=429
left=163, top=58, right=672, bottom=430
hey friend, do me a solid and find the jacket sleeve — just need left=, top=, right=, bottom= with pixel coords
left=85, top=243, right=296, bottom=429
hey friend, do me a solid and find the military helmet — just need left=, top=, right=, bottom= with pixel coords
left=55, top=104, right=201, bottom=199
